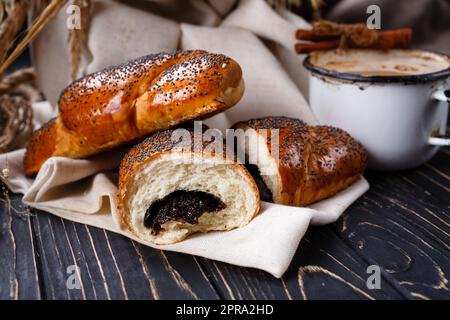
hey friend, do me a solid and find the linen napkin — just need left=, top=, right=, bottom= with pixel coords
left=1, top=0, right=370, bottom=277
left=0, top=146, right=368, bottom=278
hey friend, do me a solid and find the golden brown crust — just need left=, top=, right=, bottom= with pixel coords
left=24, top=119, right=57, bottom=177
left=58, top=51, right=206, bottom=146
left=299, top=125, right=367, bottom=205
left=134, top=53, right=243, bottom=133
left=116, top=125, right=260, bottom=235
left=24, top=50, right=244, bottom=176
left=23, top=117, right=103, bottom=176
left=232, top=116, right=367, bottom=206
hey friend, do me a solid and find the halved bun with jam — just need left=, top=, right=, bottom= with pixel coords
left=117, top=125, right=260, bottom=245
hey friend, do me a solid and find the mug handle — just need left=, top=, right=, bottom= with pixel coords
left=429, top=89, right=450, bottom=146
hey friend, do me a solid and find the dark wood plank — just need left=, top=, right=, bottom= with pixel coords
left=288, top=226, right=406, bottom=300
left=0, top=188, right=41, bottom=299
left=28, top=205, right=220, bottom=300
left=198, top=225, right=404, bottom=300
left=197, top=149, right=450, bottom=300
left=331, top=149, right=450, bottom=300
left=0, top=49, right=40, bottom=300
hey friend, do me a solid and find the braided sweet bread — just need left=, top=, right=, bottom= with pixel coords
left=24, top=50, right=244, bottom=176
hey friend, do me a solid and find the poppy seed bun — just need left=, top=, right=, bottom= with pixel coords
left=24, top=50, right=244, bottom=176
left=117, top=126, right=260, bottom=245
left=232, top=116, right=367, bottom=206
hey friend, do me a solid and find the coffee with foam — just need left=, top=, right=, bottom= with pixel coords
left=309, top=49, right=450, bottom=77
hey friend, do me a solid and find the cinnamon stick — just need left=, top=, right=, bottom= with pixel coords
left=295, top=29, right=340, bottom=42
left=295, top=28, right=413, bottom=54
left=372, top=28, right=412, bottom=49
left=295, top=40, right=341, bottom=54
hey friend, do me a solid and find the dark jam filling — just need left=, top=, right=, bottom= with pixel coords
left=144, top=190, right=226, bottom=235
left=245, top=164, right=273, bottom=203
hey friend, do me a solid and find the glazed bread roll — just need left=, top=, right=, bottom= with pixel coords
left=117, top=125, right=260, bottom=245
left=232, top=117, right=367, bottom=207
left=24, top=50, right=244, bottom=176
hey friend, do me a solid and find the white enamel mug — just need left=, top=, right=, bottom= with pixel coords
left=304, top=51, right=450, bottom=171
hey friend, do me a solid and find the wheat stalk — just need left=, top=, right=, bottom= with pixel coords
left=0, top=0, right=68, bottom=77
left=68, top=0, right=90, bottom=80
left=0, top=0, right=33, bottom=64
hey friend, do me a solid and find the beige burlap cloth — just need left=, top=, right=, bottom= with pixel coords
left=0, top=0, right=369, bottom=277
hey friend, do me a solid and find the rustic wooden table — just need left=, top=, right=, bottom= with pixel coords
left=1, top=54, right=449, bottom=300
